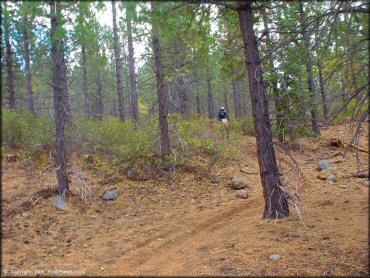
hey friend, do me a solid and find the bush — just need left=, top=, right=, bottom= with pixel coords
left=231, top=117, right=255, bottom=136
left=2, top=109, right=54, bottom=150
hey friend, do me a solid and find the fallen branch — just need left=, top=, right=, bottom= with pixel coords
left=342, top=140, right=369, bottom=154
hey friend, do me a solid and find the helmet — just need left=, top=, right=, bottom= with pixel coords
left=220, top=106, right=225, bottom=110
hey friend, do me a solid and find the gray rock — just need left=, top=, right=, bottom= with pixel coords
left=139, top=189, right=150, bottom=196
left=318, top=160, right=333, bottom=170
left=102, top=190, right=118, bottom=201
left=269, top=254, right=281, bottom=261
left=235, top=189, right=249, bottom=199
left=326, top=175, right=336, bottom=182
left=211, top=178, right=221, bottom=184
left=53, top=195, right=70, bottom=211
left=231, top=176, right=247, bottom=190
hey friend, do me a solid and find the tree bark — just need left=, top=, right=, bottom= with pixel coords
left=299, top=2, right=320, bottom=135
left=23, top=17, right=35, bottom=115
left=231, top=66, right=244, bottom=119
left=81, top=44, right=90, bottom=117
left=238, top=2, right=289, bottom=219
left=96, top=70, right=104, bottom=120
left=112, top=0, right=126, bottom=121
left=50, top=0, right=70, bottom=197
left=207, top=67, right=215, bottom=119
left=151, top=2, right=171, bottom=157
left=318, top=64, right=329, bottom=123
left=223, top=88, right=229, bottom=112
left=4, top=1, right=16, bottom=109
left=196, top=92, right=201, bottom=115
left=126, top=3, right=139, bottom=122
left=175, top=41, right=188, bottom=116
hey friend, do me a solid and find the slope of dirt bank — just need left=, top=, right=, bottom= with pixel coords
left=1, top=122, right=368, bottom=276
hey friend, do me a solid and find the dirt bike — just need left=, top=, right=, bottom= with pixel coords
left=221, top=119, right=230, bottom=139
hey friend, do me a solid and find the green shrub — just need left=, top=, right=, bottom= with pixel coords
left=2, top=109, right=54, bottom=150
left=231, top=117, right=255, bottom=136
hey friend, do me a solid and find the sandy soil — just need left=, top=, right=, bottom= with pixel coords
left=1, top=122, right=368, bottom=276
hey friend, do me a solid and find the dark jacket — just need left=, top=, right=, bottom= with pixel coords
left=217, top=110, right=229, bottom=121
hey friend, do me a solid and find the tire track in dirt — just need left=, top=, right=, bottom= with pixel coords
left=109, top=195, right=263, bottom=275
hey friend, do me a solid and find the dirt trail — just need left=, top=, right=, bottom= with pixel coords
left=1, top=122, right=368, bottom=276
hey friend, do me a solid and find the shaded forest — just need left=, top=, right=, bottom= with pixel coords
left=1, top=1, right=369, bottom=276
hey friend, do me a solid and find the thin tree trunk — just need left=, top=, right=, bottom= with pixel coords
left=126, top=4, right=139, bottom=122
left=112, top=0, right=126, bottom=121
left=81, top=44, right=90, bottom=117
left=175, top=41, right=188, bottom=116
left=223, top=88, right=229, bottom=112
left=50, top=0, right=70, bottom=197
left=299, top=2, right=320, bottom=135
left=96, top=71, right=104, bottom=120
left=151, top=2, right=171, bottom=157
left=318, top=64, right=329, bottom=123
left=196, top=93, right=201, bottom=115
left=23, top=17, right=35, bottom=115
left=238, top=2, right=289, bottom=219
left=207, top=67, right=215, bottom=119
left=4, top=1, right=16, bottom=109
left=231, top=66, right=241, bottom=119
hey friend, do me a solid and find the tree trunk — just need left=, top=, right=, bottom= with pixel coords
left=207, top=67, right=215, bottom=119
left=4, top=1, right=16, bottom=109
left=23, top=18, right=35, bottom=115
left=50, top=0, right=70, bottom=197
left=299, top=2, right=320, bottom=135
left=223, top=88, right=229, bottom=112
left=231, top=66, right=241, bottom=119
left=112, top=0, right=126, bottom=121
left=151, top=2, right=171, bottom=157
left=196, top=92, right=201, bottom=116
left=81, top=44, right=90, bottom=117
left=175, top=41, right=188, bottom=117
left=96, top=70, right=104, bottom=120
left=318, top=64, right=329, bottom=123
left=126, top=4, right=139, bottom=122
left=238, top=2, right=289, bottom=219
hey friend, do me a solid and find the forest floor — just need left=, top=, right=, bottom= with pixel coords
left=2, top=121, right=369, bottom=277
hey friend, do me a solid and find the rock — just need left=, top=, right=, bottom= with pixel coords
left=53, top=195, right=70, bottom=211
left=326, top=175, right=336, bottom=182
left=139, top=189, right=150, bottom=196
left=269, top=254, right=281, bottom=261
left=317, top=169, right=336, bottom=180
left=21, top=212, right=29, bottom=218
left=327, top=181, right=334, bottom=185
left=318, top=160, right=333, bottom=171
left=211, top=178, right=221, bottom=184
left=235, top=189, right=249, bottom=199
left=102, top=190, right=118, bottom=201
left=231, top=176, right=247, bottom=190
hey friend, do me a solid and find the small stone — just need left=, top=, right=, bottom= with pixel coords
left=269, top=254, right=281, bottom=261
left=318, top=160, right=333, bottom=171
left=327, top=181, right=334, bottom=184
left=326, top=175, right=336, bottom=182
left=211, top=178, right=220, bottom=184
left=344, top=200, right=349, bottom=203
left=235, top=189, right=249, bottom=199
left=21, top=212, right=29, bottom=218
left=231, top=176, right=247, bottom=190
left=53, top=195, right=70, bottom=211
left=139, top=189, right=150, bottom=196
left=318, top=169, right=336, bottom=180
left=102, top=190, right=118, bottom=201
